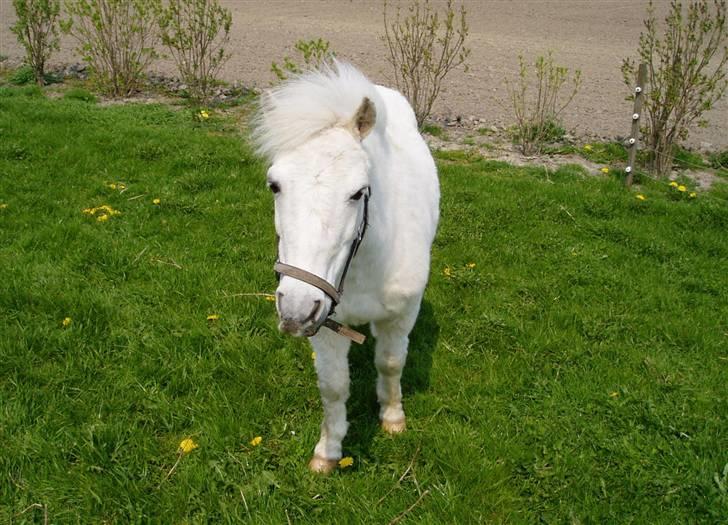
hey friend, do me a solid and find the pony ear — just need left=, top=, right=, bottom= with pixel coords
left=351, top=97, right=376, bottom=140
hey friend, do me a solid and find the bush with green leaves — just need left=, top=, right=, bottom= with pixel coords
left=382, top=0, right=470, bottom=127
left=156, top=0, right=232, bottom=103
left=271, top=38, right=334, bottom=82
left=622, top=0, right=728, bottom=177
left=9, top=64, right=37, bottom=85
left=10, top=0, right=61, bottom=85
left=61, top=0, right=160, bottom=97
left=507, top=52, right=581, bottom=156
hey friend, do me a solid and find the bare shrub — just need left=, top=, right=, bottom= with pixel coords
left=61, top=0, right=160, bottom=97
left=271, top=38, right=334, bottom=82
left=382, top=0, right=470, bottom=127
left=622, top=0, right=728, bottom=177
left=157, top=0, right=232, bottom=103
left=507, top=52, right=581, bottom=156
left=10, top=0, right=61, bottom=85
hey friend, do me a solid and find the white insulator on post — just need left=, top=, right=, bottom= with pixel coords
left=632, top=113, right=640, bottom=120
left=629, top=138, right=636, bottom=145
left=625, top=166, right=632, bottom=173
left=635, top=86, right=642, bottom=94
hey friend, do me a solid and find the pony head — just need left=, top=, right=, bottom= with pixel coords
left=254, top=63, right=382, bottom=337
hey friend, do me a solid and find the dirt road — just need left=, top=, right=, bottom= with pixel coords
left=1, top=0, right=725, bottom=148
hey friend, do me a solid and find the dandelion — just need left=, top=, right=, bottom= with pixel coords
left=678, top=185, right=687, bottom=192
left=669, top=181, right=678, bottom=188
left=178, top=438, right=198, bottom=454
left=118, top=183, right=126, bottom=190
left=265, top=295, right=275, bottom=302
left=600, top=167, right=610, bottom=174
left=609, top=391, right=619, bottom=398
left=689, top=192, right=697, bottom=198
left=206, top=314, right=220, bottom=321
left=338, top=456, right=354, bottom=468
left=311, top=351, right=316, bottom=361
left=153, top=198, right=161, bottom=205
left=636, top=194, right=646, bottom=201
left=443, top=266, right=452, bottom=277
left=83, top=205, right=120, bottom=218
left=62, top=317, right=72, bottom=327
left=108, top=183, right=117, bottom=190
left=466, top=262, right=476, bottom=269
left=250, top=436, right=262, bottom=447
left=199, top=110, right=209, bottom=120
left=583, top=144, right=593, bottom=151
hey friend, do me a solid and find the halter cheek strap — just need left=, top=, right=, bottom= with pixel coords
left=274, top=189, right=370, bottom=344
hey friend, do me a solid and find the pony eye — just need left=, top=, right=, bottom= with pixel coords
left=350, top=188, right=367, bottom=201
left=268, top=182, right=281, bottom=194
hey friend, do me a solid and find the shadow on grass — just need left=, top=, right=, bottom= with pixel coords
left=345, top=300, right=439, bottom=458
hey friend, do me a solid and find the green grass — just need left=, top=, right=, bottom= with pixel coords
left=1, top=89, right=727, bottom=523
left=421, top=123, right=447, bottom=139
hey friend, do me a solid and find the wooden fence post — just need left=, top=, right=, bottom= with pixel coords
left=625, top=63, right=647, bottom=188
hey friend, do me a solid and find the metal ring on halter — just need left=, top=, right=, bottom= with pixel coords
left=273, top=188, right=370, bottom=343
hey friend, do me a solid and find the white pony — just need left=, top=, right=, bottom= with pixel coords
left=254, top=62, right=439, bottom=473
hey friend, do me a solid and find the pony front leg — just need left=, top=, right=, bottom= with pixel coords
left=309, top=328, right=351, bottom=473
left=372, top=311, right=417, bottom=434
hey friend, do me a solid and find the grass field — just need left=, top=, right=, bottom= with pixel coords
left=1, top=86, right=727, bottom=523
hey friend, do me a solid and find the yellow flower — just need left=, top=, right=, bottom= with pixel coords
left=338, top=456, right=354, bottom=468
left=669, top=181, right=678, bottom=188
left=200, top=110, right=209, bottom=120
left=118, top=183, right=126, bottom=190
left=636, top=194, right=646, bottom=201
left=311, top=351, right=316, bottom=361
left=178, top=438, right=199, bottom=454
left=443, top=266, right=452, bottom=277
left=466, top=262, right=476, bottom=269
left=83, top=207, right=95, bottom=215
left=97, top=214, right=109, bottom=222
left=0, top=203, right=7, bottom=209
left=689, top=192, right=697, bottom=198
left=62, top=317, right=72, bottom=327
left=609, top=391, right=619, bottom=398
left=583, top=144, right=592, bottom=151
left=600, top=167, right=610, bottom=174
left=250, top=436, right=262, bottom=447
left=265, top=295, right=275, bottom=302
left=678, top=185, right=687, bottom=192
left=153, top=198, right=161, bottom=205
left=108, top=183, right=117, bottom=190
left=206, top=314, right=220, bottom=321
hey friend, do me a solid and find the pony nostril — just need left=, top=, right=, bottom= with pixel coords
left=303, top=300, right=322, bottom=325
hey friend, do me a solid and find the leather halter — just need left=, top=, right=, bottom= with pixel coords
left=274, top=188, right=370, bottom=344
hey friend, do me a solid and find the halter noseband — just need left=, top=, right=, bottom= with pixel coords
left=274, top=188, right=370, bottom=344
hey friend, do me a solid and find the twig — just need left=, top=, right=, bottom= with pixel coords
left=131, top=246, right=148, bottom=265
left=126, top=193, right=148, bottom=201
left=558, top=205, right=577, bottom=223
left=285, top=509, right=292, bottom=525
left=222, top=292, right=275, bottom=299
left=239, top=488, right=249, bottom=514
left=14, top=503, right=48, bottom=525
left=158, top=453, right=183, bottom=488
left=387, top=489, right=430, bottom=525
left=151, top=257, right=182, bottom=269
left=376, top=445, right=421, bottom=505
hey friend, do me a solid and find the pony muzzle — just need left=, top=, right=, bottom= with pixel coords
left=276, top=290, right=328, bottom=337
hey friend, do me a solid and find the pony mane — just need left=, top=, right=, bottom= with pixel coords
left=253, top=61, right=386, bottom=160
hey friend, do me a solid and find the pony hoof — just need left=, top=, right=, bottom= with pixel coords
left=308, top=455, right=338, bottom=474
left=381, top=418, right=406, bottom=434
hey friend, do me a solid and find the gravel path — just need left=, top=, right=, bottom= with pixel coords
left=1, top=0, right=725, bottom=148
